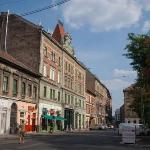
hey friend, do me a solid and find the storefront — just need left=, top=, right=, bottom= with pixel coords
left=0, top=98, right=13, bottom=134
left=39, top=103, right=63, bottom=132
left=17, top=101, right=37, bottom=132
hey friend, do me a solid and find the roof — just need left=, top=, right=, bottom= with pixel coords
left=52, top=20, right=65, bottom=44
left=0, top=50, right=41, bottom=77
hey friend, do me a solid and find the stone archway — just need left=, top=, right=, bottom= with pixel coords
left=10, top=103, right=17, bottom=134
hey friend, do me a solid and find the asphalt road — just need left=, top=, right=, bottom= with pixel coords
left=0, top=130, right=150, bottom=150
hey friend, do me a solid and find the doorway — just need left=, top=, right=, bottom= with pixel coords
left=10, top=103, right=17, bottom=134
left=0, top=110, right=7, bottom=134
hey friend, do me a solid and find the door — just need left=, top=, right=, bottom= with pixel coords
left=10, top=103, right=17, bottom=134
left=0, top=110, right=7, bottom=134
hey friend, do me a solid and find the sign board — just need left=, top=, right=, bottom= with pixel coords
left=122, top=124, right=136, bottom=144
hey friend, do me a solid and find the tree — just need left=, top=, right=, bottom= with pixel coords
left=124, top=33, right=150, bottom=126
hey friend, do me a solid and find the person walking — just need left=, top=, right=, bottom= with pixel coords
left=18, top=120, right=26, bottom=144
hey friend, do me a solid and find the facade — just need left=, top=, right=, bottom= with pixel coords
left=52, top=22, right=86, bottom=130
left=115, top=109, right=120, bottom=127
left=120, top=104, right=125, bottom=123
left=0, top=51, right=39, bottom=134
left=85, top=70, right=96, bottom=129
left=123, top=85, right=140, bottom=124
left=95, top=79, right=108, bottom=125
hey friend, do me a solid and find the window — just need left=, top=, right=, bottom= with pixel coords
left=50, top=89, right=55, bottom=100
left=44, top=86, right=47, bottom=98
left=68, top=95, right=70, bottom=104
left=58, top=57, right=61, bottom=66
left=65, top=94, right=67, bottom=103
left=33, top=86, right=37, bottom=99
left=71, top=96, right=74, bottom=105
left=13, top=79, right=18, bottom=96
left=58, top=92, right=60, bottom=101
left=58, top=71, right=61, bottom=83
left=28, top=84, right=32, bottom=97
left=21, top=82, right=26, bottom=96
left=52, top=89, right=55, bottom=100
left=50, top=89, right=53, bottom=99
left=43, top=65, right=47, bottom=77
left=50, top=51, right=55, bottom=62
left=43, top=46, right=47, bottom=57
left=50, top=67, right=55, bottom=80
left=3, top=76, right=9, bottom=92
left=79, top=99, right=81, bottom=107
left=65, top=62, right=67, bottom=71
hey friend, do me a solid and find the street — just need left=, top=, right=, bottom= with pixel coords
left=0, top=130, right=150, bottom=150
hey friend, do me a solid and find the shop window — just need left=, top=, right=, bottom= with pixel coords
left=3, top=76, right=9, bottom=93
left=13, top=79, right=18, bottom=96
left=20, top=112, right=24, bottom=118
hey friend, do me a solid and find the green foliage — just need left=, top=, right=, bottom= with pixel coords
left=124, top=33, right=150, bottom=126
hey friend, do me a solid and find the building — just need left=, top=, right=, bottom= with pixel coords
left=120, top=104, right=125, bottom=123
left=0, top=50, right=40, bottom=134
left=114, top=109, right=120, bottom=127
left=123, top=85, right=140, bottom=124
left=85, top=69, right=96, bottom=129
left=52, top=22, right=86, bottom=130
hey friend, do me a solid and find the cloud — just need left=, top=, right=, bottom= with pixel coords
left=63, top=0, right=142, bottom=32
left=103, top=78, right=130, bottom=91
left=113, top=69, right=137, bottom=78
left=140, top=0, right=150, bottom=11
left=142, top=20, right=150, bottom=33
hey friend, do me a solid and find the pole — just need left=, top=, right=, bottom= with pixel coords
left=4, top=10, right=9, bottom=52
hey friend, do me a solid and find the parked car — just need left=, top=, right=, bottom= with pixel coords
left=89, top=124, right=101, bottom=130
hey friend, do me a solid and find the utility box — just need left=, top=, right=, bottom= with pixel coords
left=122, top=124, right=136, bottom=144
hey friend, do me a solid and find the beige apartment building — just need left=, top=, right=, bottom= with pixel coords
left=123, top=85, right=140, bottom=124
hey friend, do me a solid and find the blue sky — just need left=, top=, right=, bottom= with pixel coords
left=1, top=0, right=150, bottom=114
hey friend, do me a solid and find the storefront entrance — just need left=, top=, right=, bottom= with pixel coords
left=10, top=103, right=17, bottom=134
left=64, top=108, right=74, bottom=130
left=0, top=110, right=7, bottom=134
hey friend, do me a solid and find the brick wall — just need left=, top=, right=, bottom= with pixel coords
left=0, top=13, right=41, bottom=73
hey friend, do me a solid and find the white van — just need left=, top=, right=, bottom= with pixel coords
left=118, top=123, right=144, bottom=135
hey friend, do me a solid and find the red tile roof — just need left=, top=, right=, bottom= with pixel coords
left=52, top=21, right=65, bottom=44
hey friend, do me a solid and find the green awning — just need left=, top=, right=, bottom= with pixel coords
left=42, top=115, right=66, bottom=121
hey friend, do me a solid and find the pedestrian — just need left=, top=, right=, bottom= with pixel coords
left=18, top=120, right=26, bottom=144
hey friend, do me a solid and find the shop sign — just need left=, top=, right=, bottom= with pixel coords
left=28, top=106, right=35, bottom=112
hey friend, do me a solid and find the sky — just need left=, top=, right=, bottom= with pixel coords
left=0, top=0, right=150, bottom=114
